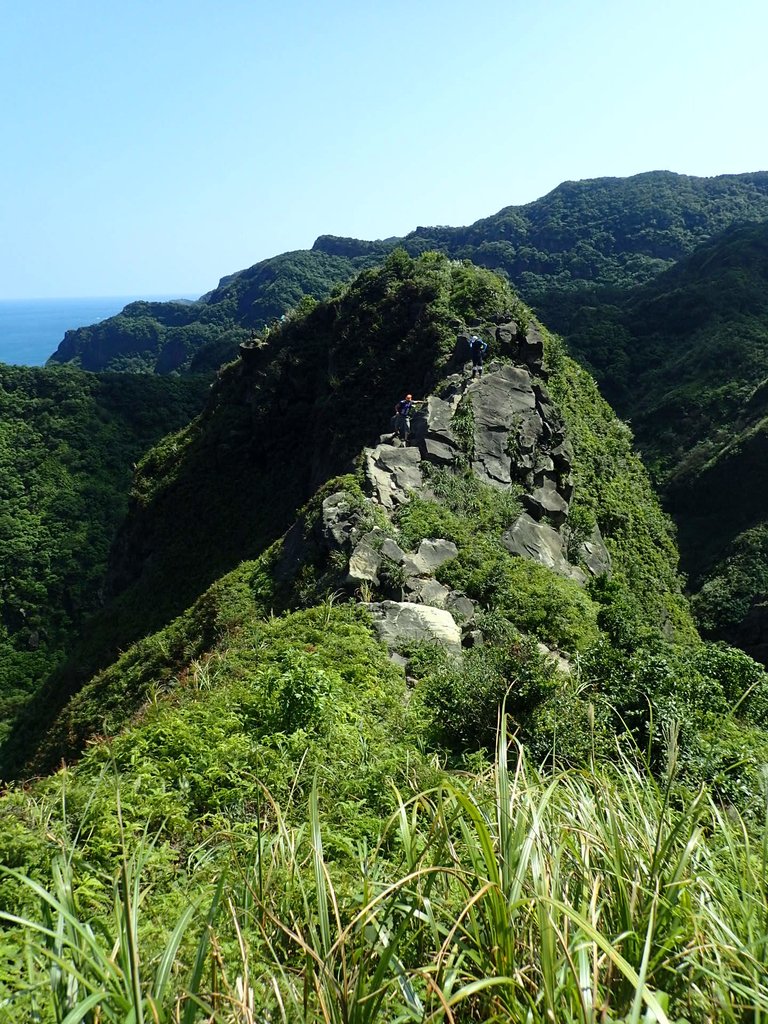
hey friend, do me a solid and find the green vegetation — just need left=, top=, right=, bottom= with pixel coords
left=49, top=172, right=768, bottom=377
left=563, top=222, right=768, bottom=656
left=4, top=716, right=768, bottom=1021
left=5, top=251, right=768, bottom=1020
left=0, top=364, right=207, bottom=731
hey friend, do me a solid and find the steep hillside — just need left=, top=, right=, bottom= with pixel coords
left=47, top=170, right=768, bottom=374
left=3, top=257, right=768, bottom=1022
left=48, top=249, right=388, bottom=373
left=564, top=222, right=768, bottom=658
left=0, top=364, right=208, bottom=734
left=1, top=252, right=694, bottom=779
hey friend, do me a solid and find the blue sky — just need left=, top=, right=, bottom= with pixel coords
left=1, top=0, right=766, bottom=299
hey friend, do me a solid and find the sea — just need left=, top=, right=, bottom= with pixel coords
left=0, top=295, right=199, bottom=367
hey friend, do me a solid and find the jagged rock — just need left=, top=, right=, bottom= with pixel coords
left=365, top=444, right=423, bottom=508
left=469, top=365, right=541, bottom=487
left=522, top=478, right=569, bottom=526
left=417, top=538, right=459, bottom=571
left=496, top=321, right=519, bottom=350
left=347, top=529, right=388, bottom=586
left=402, top=552, right=430, bottom=576
left=527, top=455, right=556, bottom=489
left=401, top=538, right=459, bottom=578
left=536, top=641, right=571, bottom=675
left=502, top=513, right=585, bottom=584
left=446, top=592, right=475, bottom=620
left=321, top=491, right=362, bottom=549
left=521, top=324, right=545, bottom=373
left=550, top=440, right=574, bottom=473
left=578, top=525, right=612, bottom=578
left=463, top=629, right=483, bottom=648
left=419, top=437, right=458, bottom=465
left=561, top=475, right=575, bottom=503
left=380, top=537, right=406, bottom=563
left=406, top=578, right=452, bottom=607
left=422, top=395, right=460, bottom=444
left=502, top=513, right=569, bottom=571
left=364, top=601, right=462, bottom=656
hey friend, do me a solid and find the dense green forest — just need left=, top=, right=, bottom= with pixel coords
left=48, top=171, right=768, bottom=375
left=3, top=255, right=768, bottom=1021
left=42, top=170, right=768, bottom=666
left=0, top=365, right=208, bottom=736
left=563, top=222, right=768, bottom=659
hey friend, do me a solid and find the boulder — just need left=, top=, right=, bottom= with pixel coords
left=446, top=592, right=475, bottom=620
left=380, top=537, right=406, bottom=563
left=502, top=513, right=569, bottom=572
left=401, top=538, right=459, bottom=578
left=496, top=321, right=519, bottom=351
left=364, top=444, right=424, bottom=508
left=321, top=491, right=362, bottom=550
left=364, top=601, right=462, bottom=656
left=347, top=529, right=387, bottom=585
left=406, top=578, right=452, bottom=607
left=502, top=513, right=586, bottom=583
left=521, top=324, right=545, bottom=373
left=522, top=479, right=569, bottom=526
left=419, top=437, right=459, bottom=465
left=416, top=538, right=459, bottom=571
left=469, top=365, right=541, bottom=487
left=536, top=641, right=572, bottom=675
left=578, top=525, right=612, bottom=578
left=424, top=395, right=461, bottom=443
left=550, top=440, right=574, bottom=474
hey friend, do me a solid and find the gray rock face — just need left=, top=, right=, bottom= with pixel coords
left=406, top=577, right=452, bottom=607
left=365, top=444, right=423, bottom=508
left=536, top=641, right=572, bottom=675
left=380, top=537, right=406, bottom=563
left=469, top=365, right=541, bottom=488
left=502, top=513, right=586, bottom=584
left=401, top=538, right=459, bottom=578
left=502, top=513, right=569, bottom=572
left=321, top=491, right=362, bottom=550
left=578, top=525, right=612, bottom=578
left=416, top=538, right=459, bottom=571
left=364, top=601, right=462, bottom=656
left=522, top=479, right=569, bottom=527
left=446, top=592, right=475, bottom=620
left=419, top=437, right=458, bottom=465
left=425, top=395, right=461, bottom=439
left=347, top=529, right=388, bottom=586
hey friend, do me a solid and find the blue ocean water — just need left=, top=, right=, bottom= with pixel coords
left=0, top=295, right=198, bottom=367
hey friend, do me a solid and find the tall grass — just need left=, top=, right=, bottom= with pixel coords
left=4, top=732, right=768, bottom=1022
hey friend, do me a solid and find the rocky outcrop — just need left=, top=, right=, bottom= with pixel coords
left=502, top=513, right=586, bottom=584
left=364, top=601, right=462, bottom=657
left=578, top=526, right=612, bottom=578
left=364, top=445, right=424, bottom=508
left=289, top=352, right=610, bottom=662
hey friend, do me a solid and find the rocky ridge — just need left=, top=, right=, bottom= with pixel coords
left=302, top=322, right=611, bottom=659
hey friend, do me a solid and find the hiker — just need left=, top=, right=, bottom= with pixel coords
left=469, top=334, right=488, bottom=377
left=393, top=393, right=418, bottom=442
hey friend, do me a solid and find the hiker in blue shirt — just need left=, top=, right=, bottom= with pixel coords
left=469, top=335, right=488, bottom=377
left=393, top=393, right=416, bottom=442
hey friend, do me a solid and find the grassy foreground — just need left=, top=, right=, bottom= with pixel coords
left=2, top=720, right=768, bottom=1023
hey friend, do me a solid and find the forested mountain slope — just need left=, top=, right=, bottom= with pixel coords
left=3, top=257, right=768, bottom=1022
left=564, top=222, right=768, bottom=659
left=0, top=365, right=208, bottom=736
left=48, top=170, right=768, bottom=375
left=2, top=252, right=694, bottom=778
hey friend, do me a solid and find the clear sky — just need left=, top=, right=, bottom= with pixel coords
left=1, top=0, right=766, bottom=299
